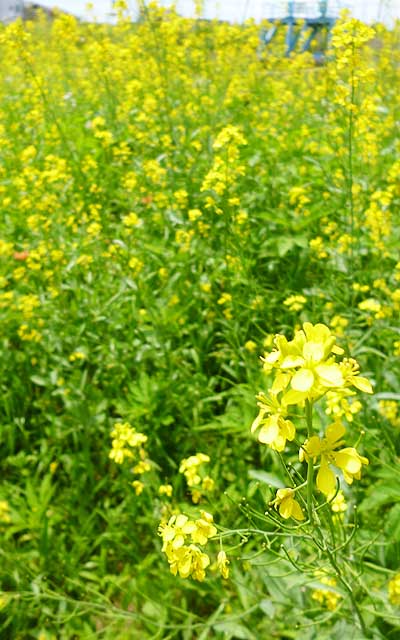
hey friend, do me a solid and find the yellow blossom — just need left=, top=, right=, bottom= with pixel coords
left=312, top=573, right=342, bottom=611
left=168, top=544, right=210, bottom=581
left=158, top=484, right=173, bottom=497
left=244, top=340, right=257, bottom=352
left=272, top=488, right=305, bottom=521
left=159, top=514, right=197, bottom=551
left=300, top=420, right=369, bottom=496
left=132, top=480, right=144, bottom=495
left=388, top=573, right=400, bottom=605
left=283, top=294, right=307, bottom=312
left=191, top=511, right=217, bottom=545
left=251, top=392, right=295, bottom=452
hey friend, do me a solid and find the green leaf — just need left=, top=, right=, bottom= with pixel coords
left=213, top=621, right=255, bottom=639
left=30, top=375, right=47, bottom=386
left=375, top=392, right=400, bottom=401
left=385, top=503, right=400, bottom=540
left=248, top=469, right=284, bottom=488
left=259, top=598, right=275, bottom=618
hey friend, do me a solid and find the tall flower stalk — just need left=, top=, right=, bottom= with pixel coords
left=251, top=321, right=373, bottom=635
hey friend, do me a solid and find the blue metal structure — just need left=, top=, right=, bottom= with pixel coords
left=263, top=1, right=337, bottom=57
left=0, top=0, right=24, bottom=22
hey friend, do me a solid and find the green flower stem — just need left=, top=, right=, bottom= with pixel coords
left=325, top=546, right=371, bottom=638
left=305, top=399, right=314, bottom=523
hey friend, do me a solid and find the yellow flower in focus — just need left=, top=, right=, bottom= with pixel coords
left=272, top=488, right=305, bottom=521
left=251, top=392, right=295, bottom=452
left=191, top=511, right=217, bottom=545
left=325, top=388, right=362, bottom=422
left=263, top=322, right=345, bottom=405
left=168, top=544, right=210, bottom=581
left=109, top=422, right=147, bottom=464
left=339, top=358, right=373, bottom=394
left=159, top=514, right=197, bottom=551
left=300, top=421, right=369, bottom=496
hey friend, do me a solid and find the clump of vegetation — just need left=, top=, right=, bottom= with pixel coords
left=0, top=3, right=399, bottom=638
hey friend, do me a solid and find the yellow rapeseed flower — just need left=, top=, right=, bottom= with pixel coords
left=300, top=420, right=369, bottom=496
left=272, top=488, right=305, bottom=521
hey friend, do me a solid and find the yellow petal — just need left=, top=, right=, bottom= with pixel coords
left=276, top=488, right=292, bottom=500
left=279, top=496, right=293, bottom=519
left=334, top=448, right=362, bottom=474
left=258, top=416, right=279, bottom=445
left=291, top=500, right=305, bottom=521
left=332, top=344, right=344, bottom=355
left=291, top=368, right=314, bottom=391
left=251, top=411, right=263, bottom=434
left=303, top=435, right=323, bottom=458
left=271, top=371, right=291, bottom=393
left=303, top=322, right=330, bottom=342
left=172, top=534, right=185, bottom=550
left=317, top=462, right=337, bottom=496
left=315, top=363, right=344, bottom=387
left=325, top=420, right=346, bottom=445
left=303, top=341, right=325, bottom=362
left=178, top=556, right=192, bottom=578
left=175, top=514, right=188, bottom=528
left=281, top=417, right=296, bottom=441
left=282, top=388, right=306, bottom=406
left=280, top=355, right=305, bottom=369
left=264, top=350, right=280, bottom=364
left=352, top=376, right=373, bottom=394
left=271, top=433, right=286, bottom=452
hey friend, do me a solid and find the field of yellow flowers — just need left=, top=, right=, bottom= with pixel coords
left=0, top=3, right=399, bottom=638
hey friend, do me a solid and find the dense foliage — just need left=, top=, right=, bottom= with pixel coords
left=0, top=4, right=399, bottom=638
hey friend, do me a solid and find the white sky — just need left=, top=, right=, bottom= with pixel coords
left=36, top=0, right=400, bottom=25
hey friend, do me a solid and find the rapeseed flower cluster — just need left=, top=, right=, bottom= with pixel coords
left=109, top=422, right=151, bottom=494
left=253, top=322, right=372, bottom=508
left=158, top=511, right=228, bottom=581
left=0, top=500, right=11, bottom=528
left=179, top=453, right=214, bottom=503
left=109, top=422, right=148, bottom=464
left=311, top=573, right=342, bottom=611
